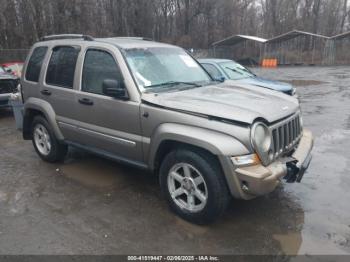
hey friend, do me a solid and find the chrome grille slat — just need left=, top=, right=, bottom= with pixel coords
left=287, top=122, right=291, bottom=146
left=278, top=127, right=283, bottom=153
left=280, top=125, right=285, bottom=152
left=276, top=127, right=280, bottom=153
left=288, top=125, right=291, bottom=144
left=271, top=113, right=303, bottom=159
left=272, top=129, right=278, bottom=156
left=297, top=117, right=300, bottom=135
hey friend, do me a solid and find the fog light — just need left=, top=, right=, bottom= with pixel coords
left=231, top=154, right=260, bottom=166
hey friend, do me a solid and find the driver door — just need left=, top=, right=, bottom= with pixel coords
left=74, top=48, right=143, bottom=163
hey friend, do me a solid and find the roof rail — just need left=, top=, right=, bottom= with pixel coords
left=112, top=37, right=153, bottom=41
left=40, top=34, right=94, bottom=42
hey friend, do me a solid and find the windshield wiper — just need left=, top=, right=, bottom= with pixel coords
left=147, top=81, right=202, bottom=89
left=241, top=67, right=256, bottom=76
left=225, top=67, right=244, bottom=75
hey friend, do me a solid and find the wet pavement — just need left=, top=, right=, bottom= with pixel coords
left=0, top=66, right=349, bottom=256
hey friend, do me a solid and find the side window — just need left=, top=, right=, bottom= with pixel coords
left=202, top=63, right=223, bottom=79
left=25, top=46, right=48, bottom=82
left=46, top=46, right=80, bottom=89
left=82, top=49, right=123, bottom=95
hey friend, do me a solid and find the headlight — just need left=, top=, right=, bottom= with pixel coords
left=251, top=122, right=273, bottom=165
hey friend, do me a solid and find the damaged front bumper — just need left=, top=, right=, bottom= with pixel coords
left=220, top=129, right=314, bottom=200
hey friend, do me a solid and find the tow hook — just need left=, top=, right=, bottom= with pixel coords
left=284, top=161, right=300, bottom=183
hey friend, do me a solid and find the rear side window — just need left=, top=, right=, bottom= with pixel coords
left=82, top=49, right=123, bottom=95
left=46, top=46, right=80, bottom=89
left=25, top=46, right=48, bottom=82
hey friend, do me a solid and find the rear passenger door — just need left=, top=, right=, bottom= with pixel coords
left=74, top=48, right=143, bottom=163
left=41, top=45, right=81, bottom=140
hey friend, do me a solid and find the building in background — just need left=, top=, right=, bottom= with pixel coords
left=212, top=35, right=267, bottom=66
left=263, top=30, right=329, bottom=66
left=329, top=31, right=350, bottom=65
left=210, top=30, right=350, bottom=66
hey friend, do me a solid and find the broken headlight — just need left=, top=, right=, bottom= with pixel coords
left=251, top=122, right=273, bottom=165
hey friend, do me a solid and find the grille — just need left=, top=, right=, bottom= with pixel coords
left=271, top=113, right=302, bottom=158
left=0, top=80, right=17, bottom=94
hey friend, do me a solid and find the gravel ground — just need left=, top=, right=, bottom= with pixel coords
left=0, top=66, right=349, bottom=256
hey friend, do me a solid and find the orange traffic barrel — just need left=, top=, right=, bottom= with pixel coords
left=261, top=58, right=278, bottom=68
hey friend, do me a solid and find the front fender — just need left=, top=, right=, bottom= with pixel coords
left=23, top=97, right=64, bottom=140
left=148, top=123, right=250, bottom=169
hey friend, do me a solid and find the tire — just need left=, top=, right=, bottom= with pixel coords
left=159, top=147, right=231, bottom=225
left=31, top=115, right=67, bottom=163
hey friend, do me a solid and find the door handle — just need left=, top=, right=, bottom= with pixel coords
left=78, top=98, right=94, bottom=106
left=41, top=89, right=52, bottom=96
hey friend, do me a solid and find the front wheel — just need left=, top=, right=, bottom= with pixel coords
left=159, top=148, right=230, bottom=224
left=31, top=116, right=67, bottom=163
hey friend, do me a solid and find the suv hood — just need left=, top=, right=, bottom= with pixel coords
left=142, top=81, right=299, bottom=125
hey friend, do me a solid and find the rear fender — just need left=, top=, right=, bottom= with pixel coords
left=23, top=97, right=64, bottom=140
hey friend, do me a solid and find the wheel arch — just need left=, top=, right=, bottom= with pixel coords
left=148, top=123, right=250, bottom=172
left=23, top=98, right=64, bottom=140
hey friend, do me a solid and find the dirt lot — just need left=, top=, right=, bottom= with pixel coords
left=0, top=66, right=349, bottom=256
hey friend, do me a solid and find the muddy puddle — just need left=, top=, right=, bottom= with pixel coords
left=58, top=150, right=149, bottom=190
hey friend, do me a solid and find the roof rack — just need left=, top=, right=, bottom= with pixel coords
left=40, top=34, right=94, bottom=42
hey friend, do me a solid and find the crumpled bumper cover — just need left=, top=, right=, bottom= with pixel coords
left=233, top=129, right=313, bottom=198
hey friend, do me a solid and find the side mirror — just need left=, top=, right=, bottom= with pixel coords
left=102, top=79, right=128, bottom=99
left=214, top=76, right=225, bottom=82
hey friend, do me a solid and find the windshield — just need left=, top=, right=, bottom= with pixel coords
left=0, top=66, right=5, bottom=73
left=219, top=61, right=255, bottom=80
left=124, top=47, right=212, bottom=91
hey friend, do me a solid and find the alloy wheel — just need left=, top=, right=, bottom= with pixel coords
left=167, top=163, right=208, bottom=213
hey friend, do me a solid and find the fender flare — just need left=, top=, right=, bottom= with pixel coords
left=23, top=97, right=64, bottom=140
left=148, top=123, right=250, bottom=169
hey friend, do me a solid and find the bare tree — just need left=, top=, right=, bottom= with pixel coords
left=0, top=0, right=349, bottom=51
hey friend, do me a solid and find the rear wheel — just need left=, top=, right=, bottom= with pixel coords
left=31, top=116, right=67, bottom=162
left=160, top=148, right=230, bottom=224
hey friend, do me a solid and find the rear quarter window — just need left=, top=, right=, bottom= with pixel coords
left=46, top=46, right=80, bottom=89
left=25, top=46, right=48, bottom=82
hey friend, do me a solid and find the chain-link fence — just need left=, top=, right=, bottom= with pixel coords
left=0, top=49, right=29, bottom=63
